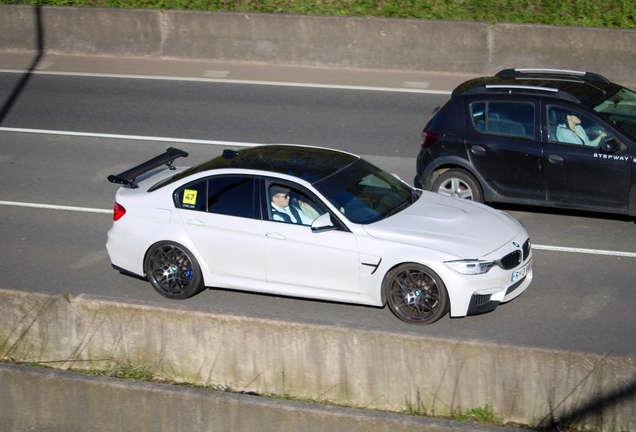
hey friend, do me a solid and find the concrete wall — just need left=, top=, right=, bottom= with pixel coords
left=2, top=363, right=516, bottom=432
left=1, top=288, right=636, bottom=431
left=1, top=5, right=635, bottom=85
left=488, top=23, right=636, bottom=85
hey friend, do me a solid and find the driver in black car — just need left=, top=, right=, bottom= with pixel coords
left=556, top=111, right=607, bottom=146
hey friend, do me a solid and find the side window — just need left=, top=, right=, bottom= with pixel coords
left=471, top=102, right=534, bottom=138
left=548, top=106, right=609, bottom=147
left=268, top=183, right=324, bottom=226
left=207, top=176, right=256, bottom=218
left=176, top=179, right=207, bottom=211
left=471, top=102, right=486, bottom=131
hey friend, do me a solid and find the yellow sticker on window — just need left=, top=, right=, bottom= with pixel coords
left=183, top=190, right=198, bottom=205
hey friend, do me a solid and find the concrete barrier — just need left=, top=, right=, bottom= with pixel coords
left=1, top=5, right=635, bottom=85
left=1, top=288, right=635, bottom=430
left=0, top=5, right=162, bottom=58
left=160, top=12, right=491, bottom=73
left=488, top=23, right=636, bottom=85
left=0, top=362, right=520, bottom=432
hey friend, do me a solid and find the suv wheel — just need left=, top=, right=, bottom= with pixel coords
left=432, top=169, right=483, bottom=202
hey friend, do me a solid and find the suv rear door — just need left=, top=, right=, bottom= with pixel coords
left=464, top=99, right=546, bottom=201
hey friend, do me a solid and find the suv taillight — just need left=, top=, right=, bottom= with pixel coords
left=113, top=203, right=126, bottom=221
left=421, top=129, right=440, bottom=151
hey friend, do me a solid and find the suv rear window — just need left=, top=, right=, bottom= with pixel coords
left=471, top=102, right=534, bottom=139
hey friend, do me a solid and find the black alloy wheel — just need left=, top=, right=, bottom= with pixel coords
left=144, top=241, right=205, bottom=300
left=385, top=263, right=449, bottom=325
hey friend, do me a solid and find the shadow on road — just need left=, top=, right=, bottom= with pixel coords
left=0, top=5, right=43, bottom=126
left=492, top=201, right=635, bottom=224
left=535, top=355, right=636, bottom=431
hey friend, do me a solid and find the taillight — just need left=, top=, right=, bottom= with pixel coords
left=113, top=203, right=126, bottom=221
left=421, top=129, right=440, bottom=151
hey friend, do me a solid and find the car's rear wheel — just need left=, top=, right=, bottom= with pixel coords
left=384, top=263, right=449, bottom=325
left=144, top=241, right=205, bottom=300
left=432, top=169, right=483, bottom=202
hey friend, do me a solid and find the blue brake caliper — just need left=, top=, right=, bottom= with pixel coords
left=184, top=267, right=193, bottom=281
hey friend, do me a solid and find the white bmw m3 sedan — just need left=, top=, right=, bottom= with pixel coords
left=106, top=145, right=532, bottom=324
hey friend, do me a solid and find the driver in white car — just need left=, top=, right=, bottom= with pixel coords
left=269, top=185, right=317, bottom=225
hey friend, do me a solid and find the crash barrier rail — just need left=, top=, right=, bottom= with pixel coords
left=1, top=5, right=635, bottom=87
left=1, top=288, right=635, bottom=430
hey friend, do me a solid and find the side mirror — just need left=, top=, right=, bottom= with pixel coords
left=601, top=138, right=620, bottom=153
left=311, top=213, right=336, bottom=232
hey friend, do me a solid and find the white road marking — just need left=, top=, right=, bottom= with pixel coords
left=203, top=70, right=230, bottom=78
left=0, top=127, right=260, bottom=147
left=0, top=201, right=634, bottom=258
left=0, top=200, right=112, bottom=214
left=531, top=244, right=636, bottom=258
left=35, top=61, right=54, bottom=70
left=0, top=68, right=452, bottom=95
left=404, top=81, right=430, bottom=89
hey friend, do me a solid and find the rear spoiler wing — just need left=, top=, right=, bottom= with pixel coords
left=108, top=147, right=188, bottom=189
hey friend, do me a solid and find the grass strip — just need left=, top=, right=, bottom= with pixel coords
left=2, top=0, right=636, bottom=28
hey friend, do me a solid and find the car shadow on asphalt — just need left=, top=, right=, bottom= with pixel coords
left=491, top=202, right=636, bottom=224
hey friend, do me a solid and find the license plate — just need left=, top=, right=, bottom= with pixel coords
left=511, top=261, right=530, bottom=283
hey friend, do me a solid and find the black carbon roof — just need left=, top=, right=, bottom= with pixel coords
left=169, top=145, right=359, bottom=185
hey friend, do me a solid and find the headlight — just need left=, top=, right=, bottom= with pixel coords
left=444, top=260, right=495, bottom=275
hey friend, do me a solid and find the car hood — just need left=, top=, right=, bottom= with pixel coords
left=362, top=192, right=523, bottom=259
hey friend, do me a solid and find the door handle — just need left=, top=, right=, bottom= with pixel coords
left=265, top=232, right=286, bottom=240
left=548, top=155, right=564, bottom=165
left=470, top=145, right=487, bottom=156
left=185, top=219, right=206, bottom=226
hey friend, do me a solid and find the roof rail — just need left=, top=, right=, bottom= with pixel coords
left=464, top=84, right=581, bottom=102
left=108, top=147, right=188, bottom=188
left=486, top=84, right=559, bottom=93
left=495, top=68, right=610, bottom=85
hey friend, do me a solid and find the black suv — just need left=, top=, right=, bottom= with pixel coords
left=416, top=68, right=636, bottom=216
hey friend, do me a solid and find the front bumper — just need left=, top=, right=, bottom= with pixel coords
left=466, top=269, right=531, bottom=315
left=446, top=232, right=533, bottom=317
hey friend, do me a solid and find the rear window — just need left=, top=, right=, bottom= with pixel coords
left=471, top=101, right=535, bottom=139
left=176, top=176, right=257, bottom=219
left=176, top=179, right=206, bottom=211
left=207, top=176, right=256, bottom=218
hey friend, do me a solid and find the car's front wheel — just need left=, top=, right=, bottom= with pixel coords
left=144, top=241, right=205, bottom=300
left=384, top=263, right=449, bottom=325
left=432, top=169, right=483, bottom=202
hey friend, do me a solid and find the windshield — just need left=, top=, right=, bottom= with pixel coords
left=593, top=87, right=636, bottom=140
left=314, top=159, right=418, bottom=224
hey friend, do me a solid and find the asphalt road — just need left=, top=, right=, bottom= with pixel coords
left=1, top=55, right=636, bottom=358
